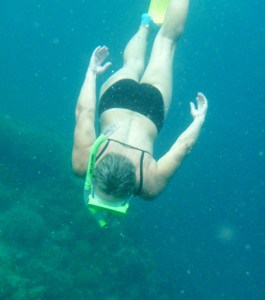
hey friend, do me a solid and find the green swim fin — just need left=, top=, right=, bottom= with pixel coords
left=148, top=0, right=170, bottom=25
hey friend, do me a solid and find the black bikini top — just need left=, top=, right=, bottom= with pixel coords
left=95, top=138, right=151, bottom=196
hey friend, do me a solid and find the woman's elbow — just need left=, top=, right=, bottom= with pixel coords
left=72, top=149, right=88, bottom=177
left=72, top=162, right=87, bottom=177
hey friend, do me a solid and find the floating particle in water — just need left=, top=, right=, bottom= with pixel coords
left=216, top=224, right=236, bottom=244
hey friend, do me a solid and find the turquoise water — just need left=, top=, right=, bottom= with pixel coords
left=1, top=0, right=264, bottom=299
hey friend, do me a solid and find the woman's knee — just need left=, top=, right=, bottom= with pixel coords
left=159, top=25, right=183, bottom=42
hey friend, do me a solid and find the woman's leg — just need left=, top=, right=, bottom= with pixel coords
left=99, top=25, right=150, bottom=98
left=140, top=0, right=189, bottom=116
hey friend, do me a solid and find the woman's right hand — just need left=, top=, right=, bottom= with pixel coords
left=87, top=46, right=112, bottom=76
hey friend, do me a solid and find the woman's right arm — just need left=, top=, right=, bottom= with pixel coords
left=72, top=46, right=111, bottom=176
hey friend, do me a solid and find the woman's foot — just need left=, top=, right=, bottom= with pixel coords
left=141, top=13, right=158, bottom=31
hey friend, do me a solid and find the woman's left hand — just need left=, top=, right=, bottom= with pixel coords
left=190, top=92, right=208, bottom=120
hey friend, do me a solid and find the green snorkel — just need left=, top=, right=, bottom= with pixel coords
left=84, top=134, right=108, bottom=227
left=84, top=134, right=107, bottom=192
left=83, top=122, right=130, bottom=227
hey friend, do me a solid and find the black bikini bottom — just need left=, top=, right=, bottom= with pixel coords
left=98, top=79, right=165, bottom=132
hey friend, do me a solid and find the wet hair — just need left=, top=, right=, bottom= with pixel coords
left=93, top=153, right=136, bottom=198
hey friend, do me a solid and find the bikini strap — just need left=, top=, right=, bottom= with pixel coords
left=134, top=151, right=145, bottom=196
left=108, top=138, right=151, bottom=155
left=95, top=140, right=110, bottom=161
